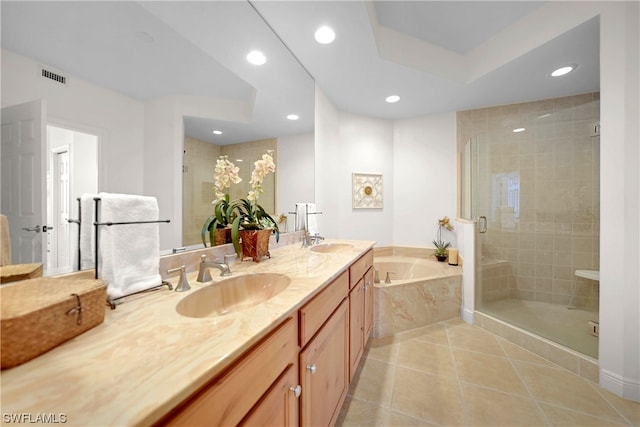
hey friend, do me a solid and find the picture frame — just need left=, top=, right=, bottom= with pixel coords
left=352, top=173, right=383, bottom=209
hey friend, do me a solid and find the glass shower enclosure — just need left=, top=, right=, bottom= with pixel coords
left=460, top=93, right=601, bottom=358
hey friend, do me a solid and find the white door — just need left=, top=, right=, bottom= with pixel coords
left=47, top=147, right=71, bottom=274
left=1, top=100, right=47, bottom=267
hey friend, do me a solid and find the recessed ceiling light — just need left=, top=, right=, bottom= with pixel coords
left=385, top=95, right=400, bottom=103
left=315, top=26, right=335, bottom=44
left=286, top=114, right=299, bottom=121
left=550, top=65, right=576, bottom=77
left=246, top=50, right=266, bottom=65
left=212, top=130, right=222, bottom=135
left=513, top=128, right=526, bottom=133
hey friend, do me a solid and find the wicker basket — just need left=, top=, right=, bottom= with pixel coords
left=1, top=278, right=106, bottom=369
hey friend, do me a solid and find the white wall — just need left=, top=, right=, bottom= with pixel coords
left=314, top=90, right=458, bottom=248
left=277, top=132, right=315, bottom=232
left=1, top=49, right=145, bottom=195
left=338, top=112, right=394, bottom=245
left=315, top=86, right=341, bottom=239
left=599, top=1, right=640, bottom=401
left=393, top=113, right=457, bottom=248
left=142, top=94, right=253, bottom=250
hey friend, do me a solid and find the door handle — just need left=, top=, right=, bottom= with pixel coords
left=21, top=225, right=41, bottom=233
left=478, top=216, right=487, bottom=233
left=43, top=225, right=54, bottom=232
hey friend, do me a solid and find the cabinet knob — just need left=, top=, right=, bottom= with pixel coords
left=290, top=385, right=302, bottom=398
left=306, top=364, right=317, bottom=374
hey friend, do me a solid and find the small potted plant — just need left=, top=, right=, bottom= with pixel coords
left=229, top=150, right=280, bottom=261
left=201, top=155, right=242, bottom=247
left=433, top=216, right=454, bottom=262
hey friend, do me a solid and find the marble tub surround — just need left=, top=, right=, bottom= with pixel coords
left=0, top=239, right=374, bottom=426
left=373, top=250, right=463, bottom=338
left=374, top=245, right=464, bottom=266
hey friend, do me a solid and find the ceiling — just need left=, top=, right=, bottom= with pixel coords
left=1, top=1, right=600, bottom=144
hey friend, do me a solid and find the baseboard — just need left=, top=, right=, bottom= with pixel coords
left=461, top=307, right=474, bottom=325
left=600, top=368, right=640, bottom=402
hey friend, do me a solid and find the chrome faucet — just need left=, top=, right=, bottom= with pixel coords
left=301, top=230, right=325, bottom=248
left=197, top=254, right=232, bottom=282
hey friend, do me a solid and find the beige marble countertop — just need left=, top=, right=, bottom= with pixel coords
left=0, top=239, right=375, bottom=426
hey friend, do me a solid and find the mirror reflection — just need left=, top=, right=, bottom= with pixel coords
left=182, top=134, right=277, bottom=247
left=1, top=1, right=315, bottom=276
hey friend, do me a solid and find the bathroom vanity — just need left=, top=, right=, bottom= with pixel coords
left=0, top=239, right=375, bottom=427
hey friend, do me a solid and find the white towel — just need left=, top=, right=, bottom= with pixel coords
left=306, top=203, right=318, bottom=235
left=295, top=202, right=319, bottom=234
left=97, top=193, right=162, bottom=299
left=80, top=194, right=97, bottom=270
left=294, top=203, right=307, bottom=231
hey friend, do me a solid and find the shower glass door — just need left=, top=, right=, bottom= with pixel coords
left=461, top=93, right=600, bottom=358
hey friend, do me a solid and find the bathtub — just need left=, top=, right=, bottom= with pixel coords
left=373, top=254, right=462, bottom=338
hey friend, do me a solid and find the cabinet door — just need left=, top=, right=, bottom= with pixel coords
left=241, top=364, right=299, bottom=427
left=300, top=299, right=349, bottom=427
left=364, top=267, right=374, bottom=341
left=162, top=317, right=297, bottom=427
left=349, top=278, right=365, bottom=380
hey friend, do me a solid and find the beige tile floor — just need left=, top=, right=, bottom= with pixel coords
left=337, top=318, right=640, bottom=427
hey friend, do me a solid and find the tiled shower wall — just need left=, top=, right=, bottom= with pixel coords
left=458, top=93, right=600, bottom=310
left=183, top=136, right=221, bottom=246
left=182, top=136, right=277, bottom=247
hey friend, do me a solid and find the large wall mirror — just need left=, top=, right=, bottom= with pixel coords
left=1, top=1, right=315, bottom=276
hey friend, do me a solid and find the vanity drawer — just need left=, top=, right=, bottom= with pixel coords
left=349, top=249, right=373, bottom=289
left=162, top=316, right=297, bottom=427
left=299, top=270, right=349, bottom=347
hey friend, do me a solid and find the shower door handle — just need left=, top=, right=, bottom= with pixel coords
left=478, top=216, right=487, bottom=233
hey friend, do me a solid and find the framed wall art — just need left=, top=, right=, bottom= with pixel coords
left=352, top=173, right=383, bottom=209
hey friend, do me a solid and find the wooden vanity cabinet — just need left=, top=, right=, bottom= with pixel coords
left=298, top=270, right=350, bottom=427
left=299, top=299, right=349, bottom=427
left=161, top=248, right=373, bottom=427
left=348, top=279, right=365, bottom=379
left=161, top=316, right=299, bottom=427
left=363, top=266, right=374, bottom=340
left=241, top=364, right=299, bottom=426
left=348, top=249, right=374, bottom=379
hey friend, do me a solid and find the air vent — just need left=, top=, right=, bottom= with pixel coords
left=40, top=68, right=67, bottom=85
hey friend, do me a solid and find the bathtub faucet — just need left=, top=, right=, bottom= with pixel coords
left=385, top=271, right=395, bottom=284
left=373, top=267, right=380, bottom=284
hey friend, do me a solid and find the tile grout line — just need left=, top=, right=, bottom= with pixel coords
left=588, top=381, right=635, bottom=426
left=444, top=323, right=471, bottom=427
left=497, top=336, right=554, bottom=427
left=495, top=336, right=634, bottom=426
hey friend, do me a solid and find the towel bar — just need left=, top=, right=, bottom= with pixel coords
left=92, top=197, right=171, bottom=309
left=106, top=281, right=173, bottom=309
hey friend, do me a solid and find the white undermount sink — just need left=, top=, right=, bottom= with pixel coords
left=176, top=273, right=290, bottom=318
